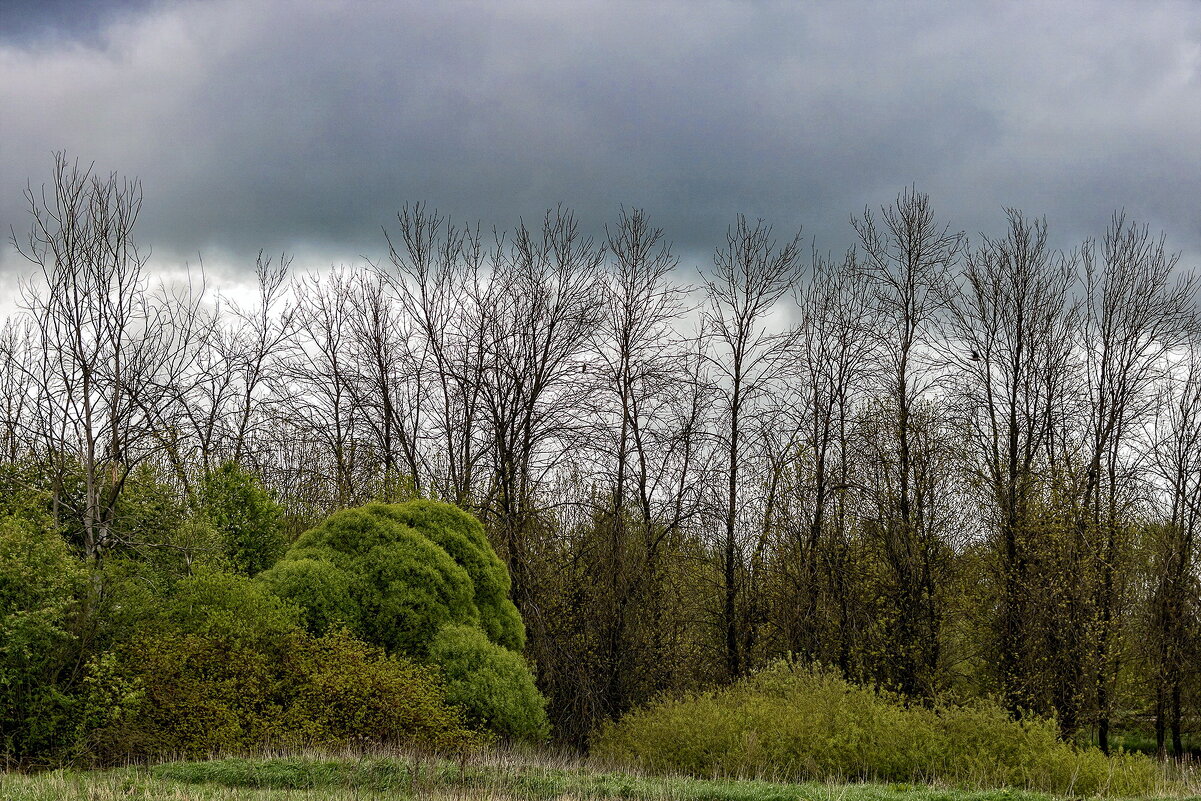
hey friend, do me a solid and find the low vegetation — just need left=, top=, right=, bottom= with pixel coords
left=0, top=497, right=548, bottom=765
left=594, top=662, right=1172, bottom=798
left=2, top=750, right=1197, bottom=801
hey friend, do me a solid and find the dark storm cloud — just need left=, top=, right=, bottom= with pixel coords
left=0, top=0, right=158, bottom=44
left=1, top=0, right=1198, bottom=281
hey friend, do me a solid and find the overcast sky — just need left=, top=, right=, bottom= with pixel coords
left=1, top=0, right=1198, bottom=294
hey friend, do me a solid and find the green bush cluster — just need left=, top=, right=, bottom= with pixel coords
left=261, top=500, right=545, bottom=743
left=0, top=514, right=84, bottom=759
left=0, top=466, right=545, bottom=764
left=429, top=624, right=549, bottom=742
left=77, top=572, right=479, bottom=763
left=593, top=661, right=1160, bottom=797
left=80, top=628, right=479, bottom=762
left=200, top=461, right=288, bottom=575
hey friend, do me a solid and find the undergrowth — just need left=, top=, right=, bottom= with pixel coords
left=593, top=662, right=1186, bottom=798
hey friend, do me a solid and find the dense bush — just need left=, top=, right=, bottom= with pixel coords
left=109, top=465, right=228, bottom=581
left=593, top=661, right=1160, bottom=797
left=142, top=569, right=302, bottom=644
left=200, top=461, right=288, bottom=575
left=261, top=501, right=549, bottom=742
left=0, top=514, right=84, bottom=760
left=78, top=627, right=480, bottom=762
left=255, top=556, right=357, bottom=635
left=366, top=501, right=525, bottom=651
left=260, top=505, right=479, bottom=657
left=429, top=624, right=548, bottom=743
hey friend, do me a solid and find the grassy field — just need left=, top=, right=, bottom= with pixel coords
left=2, top=749, right=1197, bottom=801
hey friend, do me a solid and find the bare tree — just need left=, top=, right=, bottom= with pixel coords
left=1146, top=343, right=1201, bottom=758
left=286, top=267, right=363, bottom=510
left=945, top=210, right=1078, bottom=715
left=12, top=153, right=205, bottom=564
left=702, top=214, right=804, bottom=679
left=852, top=188, right=964, bottom=698
left=0, top=319, right=36, bottom=463
left=382, top=204, right=490, bottom=505
left=480, top=208, right=606, bottom=608
left=181, top=252, right=294, bottom=482
left=1078, top=214, right=1196, bottom=752
left=770, top=248, right=877, bottom=672
left=587, top=207, right=687, bottom=720
left=345, top=270, right=424, bottom=496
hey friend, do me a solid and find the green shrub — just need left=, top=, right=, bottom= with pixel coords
left=365, top=501, right=525, bottom=651
left=257, top=556, right=357, bottom=634
left=429, top=624, right=549, bottom=743
left=200, top=461, right=287, bottom=575
left=107, top=464, right=228, bottom=580
left=593, top=661, right=1160, bottom=797
left=261, top=505, right=480, bottom=658
left=0, top=515, right=84, bottom=760
left=78, top=627, right=480, bottom=763
left=260, top=501, right=549, bottom=743
left=152, top=569, right=302, bottom=645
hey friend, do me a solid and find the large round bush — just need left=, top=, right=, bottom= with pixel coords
left=365, top=501, right=525, bottom=651
left=261, top=501, right=549, bottom=741
left=261, top=504, right=486, bottom=658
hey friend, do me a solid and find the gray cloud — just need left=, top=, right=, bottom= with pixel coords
left=0, top=0, right=159, bottom=45
left=1, top=0, right=1198, bottom=283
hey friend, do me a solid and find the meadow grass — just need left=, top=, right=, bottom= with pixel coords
left=1, top=748, right=1196, bottom=801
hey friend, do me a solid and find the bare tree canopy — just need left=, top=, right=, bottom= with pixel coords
left=2, top=158, right=1198, bottom=755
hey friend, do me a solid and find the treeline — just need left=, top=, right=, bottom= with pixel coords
left=2, top=154, right=1198, bottom=753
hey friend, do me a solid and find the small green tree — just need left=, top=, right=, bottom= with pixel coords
left=200, top=462, right=287, bottom=575
left=112, top=464, right=225, bottom=580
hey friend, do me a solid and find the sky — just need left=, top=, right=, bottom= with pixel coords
left=1, top=0, right=1199, bottom=299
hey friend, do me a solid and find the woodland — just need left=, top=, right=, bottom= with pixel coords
left=1, top=153, right=1198, bottom=777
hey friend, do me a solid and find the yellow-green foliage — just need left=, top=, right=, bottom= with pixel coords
left=593, top=661, right=1160, bottom=797
left=365, top=501, right=525, bottom=651
left=260, top=505, right=479, bottom=657
left=78, top=627, right=479, bottom=763
left=76, top=571, right=479, bottom=763
left=148, top=569, right=302, bottom=643
left=429, top=624, right=549, bottom=743
left=0, top=514, right=84, bottom=759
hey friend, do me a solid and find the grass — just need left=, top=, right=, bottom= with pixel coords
left=1106, top=731, right=1201, bottom=760
left=1, top=748, right=1197, bottom=801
